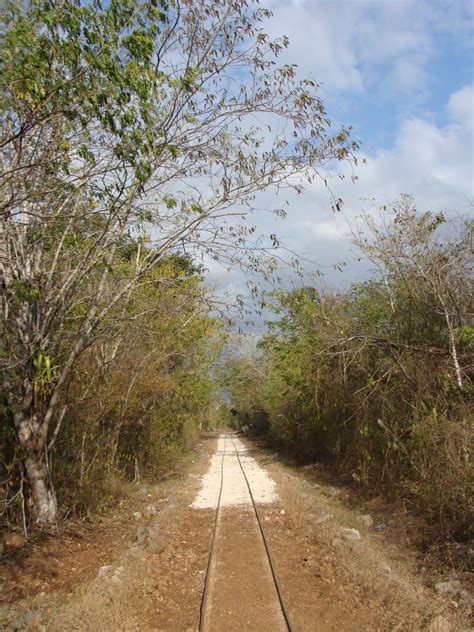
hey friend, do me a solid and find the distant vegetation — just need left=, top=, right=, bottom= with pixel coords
left=227, top=199, right=473, bottom=541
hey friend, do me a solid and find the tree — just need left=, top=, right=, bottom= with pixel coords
left=0, top=0, right=357, bottom=524
left=227, top=201, right=472, bottom=536
left=351, top=196, right=472, bottom=389
left=50, top=253, right=223, bottom=515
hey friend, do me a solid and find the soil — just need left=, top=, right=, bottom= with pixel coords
left=205, top=508, right=287, bottom=632
left=0, top=502, right=143, bottom=605
left=0, top=432, right=471, bottom=631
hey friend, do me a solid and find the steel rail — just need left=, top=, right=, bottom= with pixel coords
left=230, top=435, right=295, bottom=632
left=198, top=434, right=226, bottom=632
left=198, top=432, right=294, bottom=632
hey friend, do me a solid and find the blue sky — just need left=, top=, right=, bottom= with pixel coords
left=312, top=0, right=474, bottom=153
left=208, top=0, right=473, bottom=318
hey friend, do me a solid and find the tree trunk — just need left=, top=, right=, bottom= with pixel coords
left=23, top=452, right=58, bottom=525
left=442, top=307, right=464, bottom=390
left=13, top=408, right=58, bottom=525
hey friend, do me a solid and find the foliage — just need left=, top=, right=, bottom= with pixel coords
left=227, top=204, right=473, bottom=539
left=0, top=0, right=356, bottom=524
left=1, top=252, right=224, bottom=523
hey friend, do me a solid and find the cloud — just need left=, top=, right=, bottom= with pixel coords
left=286, top=83, right=473, bottom=277
left=264, top=0, right=473, bottom=107
left=447, top=84, right=474, bottom=129
left=365, top=84, right=474, bottom=205
left=304, top=220, right=348, bottom=241
left=206, top=83, right=473, bottom=302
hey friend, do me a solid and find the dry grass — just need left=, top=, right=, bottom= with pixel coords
left=34, top=437, right=218, bottom=632
left=259, top=449, right=472, bottom=632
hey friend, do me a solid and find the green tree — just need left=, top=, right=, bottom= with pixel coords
left=227, top=203, right=472, bottom=537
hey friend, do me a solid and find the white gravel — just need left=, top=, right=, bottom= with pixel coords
left=190, top=434, right=278, bottom=509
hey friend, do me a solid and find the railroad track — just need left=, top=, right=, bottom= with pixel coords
left=199, top=433, right=294, bottom=632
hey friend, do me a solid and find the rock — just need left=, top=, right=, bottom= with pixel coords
left=280, top=509, right=286, bottom=515
left=132, top=511, right=142, bottom=520
left=340, top=527, right=362, bottom=541
left=315, top=512, right=333, bottom=525
left=0, top=604, right=12, bottom=621
left=135, top=526, right=150, bottom=545
left=3, top=533, right=26, bottom=549
left=435, top=580, right=462, bottom=598
left=428, top=615, right=453, bottom=632
left=108, top=567, right=124, bottom=584
left=357, top=514, right=374, bottom=528
left=97, top=565, right=112, bottom=578
left=458, top=589, right=473, bottom=607
left=435, top=580, right=473, bottom=607
left=7, top=610, right=40, bottom=630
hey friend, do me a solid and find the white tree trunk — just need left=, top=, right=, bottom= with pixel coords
left=445, top=313, right=464, bottom=389
left=13, top=408, right=58, bottom=525
left=24, top=453, right=58, bottom=525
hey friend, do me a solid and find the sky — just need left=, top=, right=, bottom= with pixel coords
left=208, top=0, right=474, bottom=324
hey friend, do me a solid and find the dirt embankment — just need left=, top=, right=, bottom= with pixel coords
left=0, top=433, right=472, bottom=631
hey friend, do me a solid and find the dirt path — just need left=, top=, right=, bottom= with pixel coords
left=195, top=435, right=287, bottom=631
left=1, top=433, right=471, bottom=631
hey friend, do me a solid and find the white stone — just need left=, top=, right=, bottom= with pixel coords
left=458, top=589, right=473, bottom=606
left=190, top=435, right=278, bottom=509
left=428, top=615, right=453, bottom=632
left=435, top=580, right=461, bottom=597
left=315, top=512, right=333, bottom=524
left=357, top=514, right=374, bottom=528
left=340, top=527, right=362, bottom=541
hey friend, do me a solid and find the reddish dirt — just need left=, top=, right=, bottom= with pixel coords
left=1, top=505, right=140, bottom=604
left=0, top=434, right=471, bottom=632
left=205, top=508, right=287, bottom=632
left=258, top=502, right=378, bottom=631
left=138, top=505, right=214, bottom=631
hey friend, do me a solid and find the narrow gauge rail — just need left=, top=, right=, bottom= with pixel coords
left=198, top=433, right=294, bottom=632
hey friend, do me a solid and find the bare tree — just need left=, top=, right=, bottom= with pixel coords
left=351, top=196, right=472, bottom=389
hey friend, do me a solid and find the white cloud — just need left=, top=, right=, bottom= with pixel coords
left=264, top=0, right=472, bottom=104
left=206, top=83, right=473, bottom=297
left=301, top=219, right=348, bottom=241
left=294, top=84, right=473, bottom=272
left=447, top=84, right=474, bottom=129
